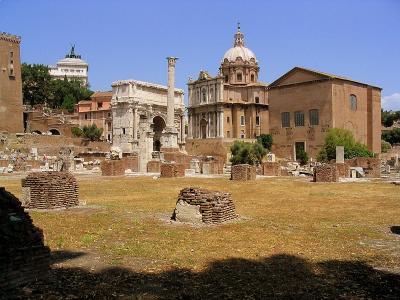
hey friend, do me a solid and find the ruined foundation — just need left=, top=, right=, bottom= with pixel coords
left=262, top=162, right=281, bottom=176
left=172, top=187, right=237, bottom=224
left=333, top=163, right=350, bottom=178
left=0, top=187, right=50, bottom=290
left=160, top=163, right=185, bottom=178
left=21, top=172, right=79, bottom=209
left=147, top=160, right=161, bottom=173
left=101, top=160, right=124, bottom=176
left=314, top=165, right=339, bottom=182
left=231, top=164, right=256, bottom=181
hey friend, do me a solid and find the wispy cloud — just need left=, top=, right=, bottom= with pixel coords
left=382, top=93, right=400, bottom=111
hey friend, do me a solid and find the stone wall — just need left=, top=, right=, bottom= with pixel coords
left=101, top=160, right=124, bottom=176
left=314, top=165, right=339, bottom=182
left=172, top=187, right=237, bottom=224
left=231, top=164, right=256, bottom=181
left=334, top=163, right=350, bottom=178
left=262, top=162, right=281, bottom=176
left=21, top=172, right=79, bottom=209
left=160, top=163, right=185, bottom=178
left=147, top=160, right=161, bottom=173
left=0, top=187, right=50, bottom=290
left=121, top=155, right=138, bottom=172
left=345, top=157, right=381, bottom=178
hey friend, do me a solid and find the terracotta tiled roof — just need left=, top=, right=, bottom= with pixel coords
left=91, top=91, right=113, bottom=98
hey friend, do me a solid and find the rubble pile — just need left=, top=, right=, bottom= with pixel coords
left=231, top=164, right=256, bottom=181
left=314, top=165, right=339, bottom=182
left=172, top=187, right=237, bottom=224
left=160, top=163, right=185, bottom=178
left=101, top=160, right=124, bottom=176
left=21, top=172, right=79, bottom=209
left=262, top=162, right=281, bottom=176
left=0, top=187, right=50, bottom=290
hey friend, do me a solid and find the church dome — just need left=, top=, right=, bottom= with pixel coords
left=222, top=25, right=257, bottom=63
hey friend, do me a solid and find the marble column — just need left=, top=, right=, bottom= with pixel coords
left=166, top=57, right=177, bottom=128
left=133, top=106, right=138, bottom=140
left=188, top=113, right=193, bottom=139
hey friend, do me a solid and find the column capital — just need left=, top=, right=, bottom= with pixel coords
left=166, top=57, right=178, bottom=67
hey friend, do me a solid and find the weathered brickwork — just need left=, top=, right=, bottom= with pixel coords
left=172, top=187, right=237, bottom=224
left=334, top=163, right=350, bottom=178
left=21, top=172, right=79, bottom=209
left=262, top=162, right=281, bottom=176
left=121, top=155, right=138, bottom=172
left=231, top=164, right=256, bottom=181
left=314, top=165, right=339, bottom=182
left=101, top=160, right=124, bottom=176
left=0, top=187, right=50, bottom=290
left=147, top=160, right=161, bottom=173
left=345, top=157, right=381, bottom=178
left=160, top=163, right=185, bottom=178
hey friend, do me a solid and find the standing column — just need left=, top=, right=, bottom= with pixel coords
left=187, top=113, right=192, bottom=139
left=219, top=110, right=224, bottom=138
left=207, top=112, right=211, bottom=138
left=133, top=106, right=138, bottom=140
left=180, top=115, right=185, bottom=143
left=166, top=57, right=178, bottom=128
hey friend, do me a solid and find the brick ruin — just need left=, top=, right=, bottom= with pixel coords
left=333, top=163, right=350, bottom=178
left=101, top=159, right=124, bottom=176
left=262, top=162, right=281, bottom=176
left=313, top=164, right=339, bottom=182
left=0, top=187, right=50, bottom=291
left=147, top=160, right=161, bottom=173
left=160, top=163, right=185, bottom=178
left=231, top=164, right=257, bottom=181
left=345, top=157, right=381, bottom=178
left=172, top=187, right=237, bottom=224
left=21, top=172, right=79, bottom=209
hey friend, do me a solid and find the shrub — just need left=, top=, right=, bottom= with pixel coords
left=71, top=127, right=83, bottom=137
left=317, top=128, right=374, bottom=161
left=230, top=140, right=266, bottom=166
left=82, top=124, right=103, bottom=141
left=382, top=128, right=400, bottom=145
left=381, top=140, right=391, bottom=153
left=256, top=134, right=273, bottom=150
left=297, top=149, right=309, bottom=165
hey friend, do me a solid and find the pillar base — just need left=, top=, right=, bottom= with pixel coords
left=161, top=127, right=179, bottom=150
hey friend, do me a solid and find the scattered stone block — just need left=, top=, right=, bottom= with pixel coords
left=0, top=187, right=50, bottom=290
left=231, top=164, right=256, bottom=181
left=21, top=172, right=79, bottom=209
left=172, top=187, right=237, bottom=224
left=336, top=146, right=345, bottom=164
left=333, top=163, right=350, bottom=178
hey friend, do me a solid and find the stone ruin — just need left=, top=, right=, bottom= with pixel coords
left=21, top=172, right=79, bottom=209
left=262, top=162, right=281, bottom=176
left=160, top=162, right=185, bottom=178
left=172, top=187, right=237, bottom=224
left=313, top=164, right=339, bottom=182
left=231, top=164, right=257, bottom=181
left=0, top=187, right=50, bottom=290
left=101, top=146, right=124, bottom=176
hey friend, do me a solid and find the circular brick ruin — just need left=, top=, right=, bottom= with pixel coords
left=0, top=187, right=50, bottom=291
left=21, top=172, right=79, bottom=209
left=172, top=187, right=238, bottom=224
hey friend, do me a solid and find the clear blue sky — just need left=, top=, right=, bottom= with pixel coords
left=1, top=0, right=399, bottom=109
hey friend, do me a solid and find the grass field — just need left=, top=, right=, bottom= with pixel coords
left=2, top=175, right=400, bottom=299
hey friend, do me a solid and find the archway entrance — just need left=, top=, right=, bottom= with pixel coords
left=152, top=116, right=166, bottom=151
left=49, top=129, right=61, bottom=136
left=32, top=130, right=42, bottom=135
left=200, top=118, right=208, bottom=139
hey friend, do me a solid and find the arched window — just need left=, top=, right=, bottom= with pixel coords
left=350, top=94, right=357, bottom=111
left=202, top=89, right=207, bottom=103
left=236, top=72, right=242, bottom=82
left=251, top=74, right=255, bottom=82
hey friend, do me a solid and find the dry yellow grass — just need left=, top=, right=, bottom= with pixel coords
left=2, top=176, right=399, bottom=273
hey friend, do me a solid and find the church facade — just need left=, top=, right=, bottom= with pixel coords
left=187, top=26, right=381, bottom=160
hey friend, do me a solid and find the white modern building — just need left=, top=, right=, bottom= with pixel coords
left=49, top=45, right=88, bottom=85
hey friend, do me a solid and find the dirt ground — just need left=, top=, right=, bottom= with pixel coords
left=1, top=175, right=399, bottom=299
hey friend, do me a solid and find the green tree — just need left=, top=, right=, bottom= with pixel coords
left=230, top=140, right=266, bottom=165
left=21, top=63, right=52, bottom=106
left=50, top=77, right=92, bottom=109
left=382, top=110, right=400, bottom=127
left=61, top=94, right=76, bottom=112
left=82, top=124, right=103, bottom=141
left=297, top=149, right=309, bottom=165
left=382, top=128, right=400, bottom=145
left=381, top=140, right=391, bottom=153
left=317, top=128, right=374, bottom=161
left=71, top=127, right=83, bottom=137
left=257, top=134, right=273, bottom=150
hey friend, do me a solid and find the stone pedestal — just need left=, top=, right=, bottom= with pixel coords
left=160, top=126, right=179, bottom=150
left=336, top=146, right=344, bottom=164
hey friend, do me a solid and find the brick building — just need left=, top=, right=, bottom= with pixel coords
left=76, top=91, right=112, bottom=141
left=0, top=32, right=23, bottom=133
left=187, top=26, right=382, bottom=161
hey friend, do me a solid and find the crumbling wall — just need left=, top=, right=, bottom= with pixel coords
left=231, top=164, right=256, bottom=181
left=160, top=163, right=185, bottom=178
left=314, top=165, right=339, bottom=182
left=101, top=160, right=124, bottom=176
left=122, top=155, right=138, bottom=172
left=172, top=187, right=237, bottom=224
left=333, top=163, right=350, bottom=178
left=147, top=160, right=161, bottom=173
left=262, top=162, right=281, bottom=176
left=345, top=157, right=381, bottom=178
left=21, top=172, right=79, bottom=209
left=0, top=187, right=50, bottom=290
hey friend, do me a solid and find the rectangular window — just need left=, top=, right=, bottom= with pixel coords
left=309, top=109, right=319, bottom=126
left=255, top=96, right=259, bottom=103
left=122, top=128, right=126, bottom=135
left=237, top=73, right=242, bottom=82
left=294, top=111, right=305, bottom=127
left=10, top=51, right=13, bottom=58
left=240, top=115, right=245, bottom=126
left=98, top=102, right=103, bottom=109
left=281, top=112, right=290, bottom=128
left=226, top=131, right=230, bottom=138
left=256, top=115, right=260, bottom=126
left=84, top=113, right=88, bottom=120
left=227, top=116, right=230, bottom=123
